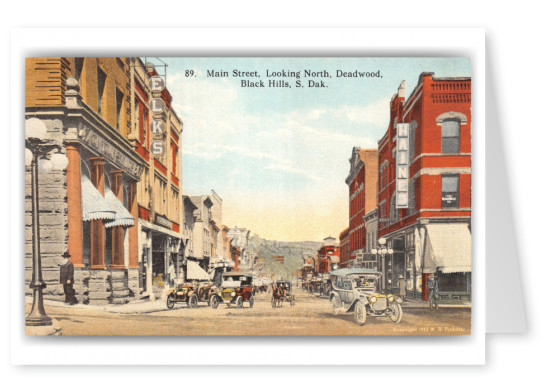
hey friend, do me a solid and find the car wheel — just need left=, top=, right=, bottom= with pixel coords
left=389, top=302, right=403, bottom=324
left=210, top=295, right=219, bottom=309
left=189, top=293, right=198, bottom=308
left=166, top=294, right=175, bottom=310
left=249, top=296, right=255, bottom=308
left=354, top=302, right=367, bottom=326
left=236, top=296, right=244, bottom=309
left=330, top=295, right=341, bottom=316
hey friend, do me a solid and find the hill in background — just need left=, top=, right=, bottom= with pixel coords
left=248, top=234, right=322, bottom=279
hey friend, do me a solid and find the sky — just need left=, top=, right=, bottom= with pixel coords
left=159, top=57, right=471, bottom=241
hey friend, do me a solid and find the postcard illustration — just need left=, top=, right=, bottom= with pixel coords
left=24, top=57, right=471, bottom=336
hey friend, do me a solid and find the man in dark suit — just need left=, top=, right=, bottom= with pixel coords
left=60, top=252, right=77, bottom=305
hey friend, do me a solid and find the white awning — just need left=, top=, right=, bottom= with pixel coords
left=423, top=223, right=471, bottom=273
left=104, top=187, right=134, bottom=228
left=187, top=261, right=211, bottom=281
left=81, top=176, right=116, bottom=222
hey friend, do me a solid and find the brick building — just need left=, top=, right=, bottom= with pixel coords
left=338, top=227, right=350, bottom=268
left=130, top=59, right=183, bottom=299
left=317, top=236, right=340, bottom=273
left=25, top=57, right=145, bottom=304
left=377, top=72, right=471, bottom=302
left=344, top=147, right=378, bottom=267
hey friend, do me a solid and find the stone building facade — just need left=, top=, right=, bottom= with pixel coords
left=25, top=57, right=144, bottom=304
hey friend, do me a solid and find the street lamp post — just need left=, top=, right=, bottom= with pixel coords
left=370, top=237, right=394, bottom=293
left=25, top=118, right=68, bottom=327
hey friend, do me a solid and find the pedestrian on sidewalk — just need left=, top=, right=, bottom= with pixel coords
left=398, top=275, right=406, bottom=300
left=427, top=273, right=439, bottom=310
left=167, top=262, right=175, bottom=288
left=60, top=252, right=77, bottom=305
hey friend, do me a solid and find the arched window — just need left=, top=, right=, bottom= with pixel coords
left=442, top=119, right=460, bottom=154
left=436, top=111, right=467, bottom=155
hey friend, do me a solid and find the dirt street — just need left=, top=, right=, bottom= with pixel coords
left=27, top=290, right=471, bottom=336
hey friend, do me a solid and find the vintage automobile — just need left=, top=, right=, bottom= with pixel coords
left=166, top=281, right=217, bottom=309
left=210, top=272, right=255, bottom=309
left=328, top=268, right=403, bottom=326
left=166, top=282, right=200, bottom=309
left=271, top=279, right=295, bottom=308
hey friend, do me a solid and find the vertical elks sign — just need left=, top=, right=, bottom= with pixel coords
left=149, top=75, right=166, bottom=157
left=396, top=123, right=409, bottom=209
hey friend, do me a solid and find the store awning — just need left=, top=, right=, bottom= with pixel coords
left=423, top=223, right=471, bottom=273
left=104, top=187, right=135, bottom=228
left=81, top=176, right=116, bottom=222
left=187, top=261, right=211, bottom=281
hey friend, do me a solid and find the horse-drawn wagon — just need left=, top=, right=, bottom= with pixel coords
left=271, top=279, right=295, bottom=308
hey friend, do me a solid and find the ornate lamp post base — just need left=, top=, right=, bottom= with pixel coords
left=26, top=284, right=52, bottom=326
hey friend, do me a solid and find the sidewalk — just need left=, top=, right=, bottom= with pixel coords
left=400, top=298, right=471, bottom=309
left=25, top=296, right=170, bottom=315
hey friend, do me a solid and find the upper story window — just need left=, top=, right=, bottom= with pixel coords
left=74, top=57, right=84, bottom=84
left=116, top=87, right=124, bottom=132
left=442, top=119, right=461, bottom=154
left=97, top=66, right=107, bottom=117
left=442, top=174, right=459, bottom=208
left=139, top=105, right=148, bottom=144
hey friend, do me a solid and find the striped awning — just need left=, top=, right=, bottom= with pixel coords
left=81, top=176, right=116, bottom=222
left=187, top=261, right=211, bottom=281
left=104, top=187, right=135, bottom=228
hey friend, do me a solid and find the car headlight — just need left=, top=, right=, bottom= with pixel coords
left=387, top=294, right=395, bottom=302
left=369, top=295, right=377, bottom=303
left=231, top=291, right=236, bottom=297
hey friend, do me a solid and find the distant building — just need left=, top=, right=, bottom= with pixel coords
left=272, top=255, right=285, bottom=265
left=361, top=209, right=378, bottom=270
left=317, top=236, right=340, bottom=273
left=189, top=195, right=213, bottom=271
left=228, top=227, right=253, bottom=270
left=338, top=227, right=350, bottom=268
left=345, top=147, right=378, bottom=267
left=301, top=256, right=316, bottom=279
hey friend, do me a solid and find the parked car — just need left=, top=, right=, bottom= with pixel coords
left=166, top=283, right=199, bottom=309
left=166, top=281, right=217, bottom=309
left=328, top=268, right=403, bottom=325
left=211, top=272, right=255, bottom=309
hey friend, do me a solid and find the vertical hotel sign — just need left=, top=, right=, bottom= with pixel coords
left=396, top=123, right=409, bottom=208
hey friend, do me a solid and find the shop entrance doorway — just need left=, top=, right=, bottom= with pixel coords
left=152, top=233, right=167, bottom=294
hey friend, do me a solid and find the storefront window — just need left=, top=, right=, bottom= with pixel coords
left=82, top=221, right=90, bottom=266
left=105, top=227, right=112, bottom=267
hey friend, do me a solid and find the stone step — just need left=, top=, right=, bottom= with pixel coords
left=111, top=289, right=130, bottom=298
left=88, top=291, right=111, bottom=300
left=111, top=280, right=127, bottom=290
left=110, top=297, right=129, bottom=305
